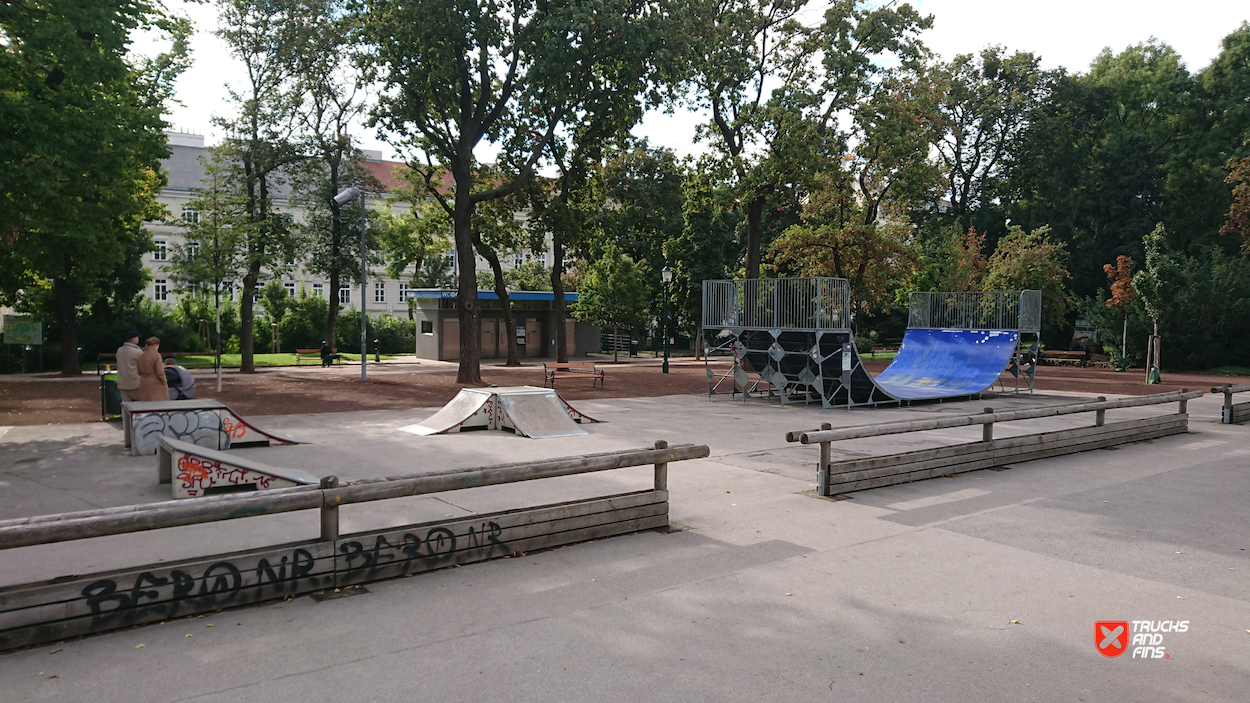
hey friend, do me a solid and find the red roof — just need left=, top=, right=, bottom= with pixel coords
left=358, top=159, right=454, bottom=195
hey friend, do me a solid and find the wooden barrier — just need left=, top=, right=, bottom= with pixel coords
left=786, top=391, right=1200, bottom=497
left=0, top=441, right=708, bottom=649
left=1211, top=384, right=1250, bottom=425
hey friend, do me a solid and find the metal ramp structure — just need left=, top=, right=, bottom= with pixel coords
left=702, top=278, right=1040, bottom=408
left=155, top=435, right=318, bottom=499
left=399, top=386, right=600, bottom=439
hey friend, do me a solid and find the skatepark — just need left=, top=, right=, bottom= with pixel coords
left=0, top=282, right=1247, bottom=701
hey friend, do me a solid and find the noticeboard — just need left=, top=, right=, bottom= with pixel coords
left=3, top=317, right=42, bottom=345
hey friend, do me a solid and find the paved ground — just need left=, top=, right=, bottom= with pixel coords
left=0, top=388, right=1246, bottom=702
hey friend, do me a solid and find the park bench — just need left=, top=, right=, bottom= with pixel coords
left=97, top=351, right=217, bottom=374
left=543, top=362, right=604, bottom=388
left=1042, top=350, right=1086, bottom=366
left=296, top=347, right=338, bottom=366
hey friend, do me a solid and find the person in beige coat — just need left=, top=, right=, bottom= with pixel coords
left=137, top=337, right=167, bottom=401
left=114, top=332, right=144, bottom=402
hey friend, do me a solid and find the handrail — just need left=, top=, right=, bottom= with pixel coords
left=787, top=391, right=1201, bottom=445
left=0, top=442, right=709, bottom=550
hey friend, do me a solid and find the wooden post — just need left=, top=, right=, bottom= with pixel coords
left=817, top=423, right=831, bottom=496
left=1223, top=385, right=1234, bottom=412
left=982, top=408, right=994, bottom=442
left=1095, top=397, right=1106, bottom=427
left=653, top=440, right=668, bottom=491
left=1178, top=388, right=1188, bottom=415
left=320, top=476, right=339, bottom=542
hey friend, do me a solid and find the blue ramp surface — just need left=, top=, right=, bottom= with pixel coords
left=873, top=329, right=1018, bottom=400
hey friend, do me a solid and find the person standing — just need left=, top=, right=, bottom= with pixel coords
left=115, top=331, right=144, bottom=402
left=137, top=337, right=166, bottom=401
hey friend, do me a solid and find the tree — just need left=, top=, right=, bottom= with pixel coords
left=665, top=170, right=740, bottom=356
left=935, top=226, right=987, bottom=292
left=366, top=0, right=689, bottom=383
left=982, top=224, right=1073, bottom=331
left=1131, top=223, right=1180, bottom=373
left=928, top=47, right=1048, bottom=236
left=691, top=0, right=931, bottom=278
left=0, top=0, right=189, bottom=374
left=572, top=245, right=648, bottom=362
left=470, top=174, right=534, bottom=366
left=289, top=0, right=373, bottom=348
left=1223, top=152, right=1250, bottom=251
left=166, top=155, right=248, bottom=390
left=1102, top=254, right=1135, bottom=359
left=213, top=0, right=307, bottom=373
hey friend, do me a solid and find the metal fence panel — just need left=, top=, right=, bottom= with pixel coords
left=907, top=290, right=1041, bottom=332
left=702, top=278, right=851, bottom=331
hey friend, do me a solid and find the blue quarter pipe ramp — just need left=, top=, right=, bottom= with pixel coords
left=873, top=329, right=1020, bottom=400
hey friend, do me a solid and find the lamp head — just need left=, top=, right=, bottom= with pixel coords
left=661, top=266, right=672, bottom=284
left=333, top=187, right=361, bottom=206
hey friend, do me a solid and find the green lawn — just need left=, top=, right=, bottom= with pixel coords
left=90, top=352, right=405, bottom=370
left=1211, top=365, right=1250, bottom=377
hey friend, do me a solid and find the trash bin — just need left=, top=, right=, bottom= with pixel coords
left=629, top=340, right=639, bottom=357
left=101, top=373, right=122, bottom=420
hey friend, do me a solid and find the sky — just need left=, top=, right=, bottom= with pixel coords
left=145, top=0, right=1249, bottom=163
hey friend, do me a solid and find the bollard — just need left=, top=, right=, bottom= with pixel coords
left=1178, top=388, right=1188, bottom=415
left=817, top=423, right=831, bottom=496
left=982, top=408, right=994, bottom=442
left=1095, top=397, right=1106, bottom=427
left=320, top=475, right=340, bottom=541
left=653, top=440, right=668, bottom=491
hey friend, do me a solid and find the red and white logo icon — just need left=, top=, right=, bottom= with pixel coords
left=1096, top=621, right=1130, bottom=658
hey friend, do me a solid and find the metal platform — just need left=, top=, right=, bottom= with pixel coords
left=399, top=386, right=600, bottom=438
left=703, top=280, right=1041, bottom=408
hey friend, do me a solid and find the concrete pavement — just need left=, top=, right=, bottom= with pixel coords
left=0, top=390, right=1246, bottom=701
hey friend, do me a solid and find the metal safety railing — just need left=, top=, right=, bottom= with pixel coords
left=907, top=290, right=1041, bottom=332
left=702, top=278, right=851, bottom=331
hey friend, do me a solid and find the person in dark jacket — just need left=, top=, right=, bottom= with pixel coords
left=319, top=341, right=341, bottom=367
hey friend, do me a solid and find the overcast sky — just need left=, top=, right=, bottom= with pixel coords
left=148, top=0, right=1249, bottom=162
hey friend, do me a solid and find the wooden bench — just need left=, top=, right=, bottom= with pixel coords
left=1042, top=350, right=1086, bottom=366
left=97, top=351, right=218, bottom=374
left=296, top=348, right=338, bottom=366
left=543, top=362, right=604, bottom=388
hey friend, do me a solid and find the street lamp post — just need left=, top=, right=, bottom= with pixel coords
left=334, top=185, right=368, bottom=381
left=661, top=266, right=672, bottom=374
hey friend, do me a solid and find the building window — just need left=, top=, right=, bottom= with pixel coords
left=398, top=282, right=409, bottom=301
left=182, top=208, right=199, bottom=224
left=284, top=282, right=295, bottom=297
left=374, top=281, right=386, bottom=303
left=188, top=242, right=200, bottom=259
left=154, top=279, right=168, bottom=301
left=153, top=239, right=167, bottom=261
left=421, top=320, right=433, bottom=334
left=514, top=254, right=524, bottom=268
left=224, top=281, right=235, bottom=299
left=339, top=285, right=351, bottom=304
left=312, top=283, right=324, bottom=298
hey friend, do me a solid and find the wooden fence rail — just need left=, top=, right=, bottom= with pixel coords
left=0, top=441, right=708, bottom=649
left=785, top=391, right=1201, bottom=497
left=0, top=444, right=706, bottom=551
left=1211, top=384, right=1250, bottom=425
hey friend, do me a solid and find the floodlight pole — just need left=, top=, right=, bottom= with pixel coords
left=661, top=266, right=672, bottom=374
left=359, top=185, right=367, bottom=382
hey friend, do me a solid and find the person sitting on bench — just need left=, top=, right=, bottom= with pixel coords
left=320, top=341, right=342, bottom=367
left=164, top=359, right=198, bottom=400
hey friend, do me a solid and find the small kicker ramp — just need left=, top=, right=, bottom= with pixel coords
left=123, top=399, right=309, bottom=456
left=155, top=435, right=318, bottom=499
left=400, top=386, right=600, bottom=438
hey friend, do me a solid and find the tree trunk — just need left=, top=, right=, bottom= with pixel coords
left=326, top=269, right=340, bottom=347
left=239, top=264, right=260, bottom=373
left=214, top=286, right=223, bottom=392
left=1121, top=314, right=1127, bottom=359
left=454, top=166, right=481, bottom=384
left=744, top=196, right=765, bottom=279
left=53, top=277, right=80, bottom=376
left=477, top=239, right=521, bottom=367
left=695, top=320, right=703, bottom=361
left=551, top=235, right=568, bottom=363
